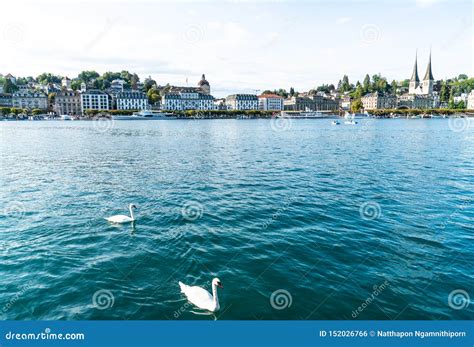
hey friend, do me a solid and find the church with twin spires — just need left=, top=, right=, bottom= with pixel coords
left=408, top=51, right=434, bottom=96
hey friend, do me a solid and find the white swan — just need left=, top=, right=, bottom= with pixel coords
left=105, top=204, right=137, bottom=223
left=179, top=278, right=223, bottom=312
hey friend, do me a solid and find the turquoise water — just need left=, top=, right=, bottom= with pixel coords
left=0, top=119, right=473, bottom=320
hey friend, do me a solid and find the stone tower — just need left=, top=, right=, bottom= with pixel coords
left=409, top=51, right=420, bottom=95
left=422, top=50, right=434, bottom=95
left=198, top=74, right=210, bottom=95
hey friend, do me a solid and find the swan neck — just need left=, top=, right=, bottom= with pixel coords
left=129, top=206, right=135, bottom=220
left=212, top=283, right=219, bottom=306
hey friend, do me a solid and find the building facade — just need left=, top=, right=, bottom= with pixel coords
left=12, top=90, right=48, bottom=110
left=0, top=93, right=12, bottom=107
left=54, top=90, right=81, bottom=115
left=258, top=94, right=284, bottom=111
left=116, top=90, right=148, bottom=110
left=81, top=90, right=110, bottom=114
left=284, top=94, right=339, bottom=111
left=362, top=92, right=397, bottom=110
left=225, top=94, right=258, bottom=110
left=468, top=90, right=474, bottom=109
left=162, top=90, right=214, bottom=111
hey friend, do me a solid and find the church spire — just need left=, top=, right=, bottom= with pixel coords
left=423, top=49, right=434, bottom=81
left=410, top=50, right=420, bottom=83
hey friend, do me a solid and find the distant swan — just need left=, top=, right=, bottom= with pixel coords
left=105, top=204, right=137, bottom=223
left=179, top=278, right=223, bottom=312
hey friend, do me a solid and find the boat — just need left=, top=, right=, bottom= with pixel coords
left=60, top=114, right=73, bottom=120
left=331, top=120, right=340, bottom=125
left=344, top=120, right=358, bottom=125
left=111, top=110, right=176, bottom=120
left=280, top=109, right=329, bottom=119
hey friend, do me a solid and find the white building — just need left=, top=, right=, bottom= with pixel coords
left=62, top=77, right=72, bottom=90
left=225, top=94, right=258, bottom=110
left=12, top=90, right=48, bottom=110
left=162, top=89, right=214, bottom=111
left=110, top=79, right=125, bottom=93
left=81, top=90, right=109, bottom=114
left=361, top=92, right=397, bottom=110
left=116, top=90, right=148, bottom=110
left=467, top=91, right=474, bottom=109
left=258, top=93, right=284, bottom=111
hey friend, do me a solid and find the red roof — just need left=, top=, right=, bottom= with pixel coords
left=258, top=93, right=283, bottom=99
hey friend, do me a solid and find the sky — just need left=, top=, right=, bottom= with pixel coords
left=1, top=0, right=472, bottom=97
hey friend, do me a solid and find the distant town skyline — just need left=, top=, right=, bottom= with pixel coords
left=2, top=0, right=472, bottom=97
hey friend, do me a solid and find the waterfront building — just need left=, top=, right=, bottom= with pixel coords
left=339, top=95, right=351, bottom=111
left=397, top=50, right=438, bottom=109
left=225, top=94, right=258, bottom=110
left=453, top=93, right=468, bottom=105
left=361, top=92, right=397, bottom=110
left=62, top=77, right=72, bottom=90
left=81, top=90, right=110, bottom=114
left=258, top=93, right=284, bottom=111
left=397, top=94, right=438, bottom=109
left=162, top=89, right=214, bottom=111
left=0, top=93, right=12, bottom=107
left=213, top=98, right=227, bottom=110
left=284, top=94, right=339, bottom=111
left=468, top=91, right=474, bottom=109
left=12, top=90, right=48, bottom=110
left=116, top=90, right=149, bottom=110
left=54, top=90, right=81, bottom=116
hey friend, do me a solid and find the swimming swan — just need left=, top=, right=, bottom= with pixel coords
left=179, top=278, right=223, bottom=312
left=105, top=204, right=137, bottom=223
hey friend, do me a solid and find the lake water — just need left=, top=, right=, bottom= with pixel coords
left=0, top=118, right=473, bottom=320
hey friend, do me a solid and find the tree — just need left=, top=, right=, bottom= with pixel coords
left=147, top=87, right=161, bottom=105
left=458, top=74, right=468, bottom=80
left=289, top=87, right=295, bottom=97
left=390, top=80, right=398, bottom=95
left=78, top=71, right=100, bottom=84
left=3, top=79, right=17, bottom=93
left=131, top=74, right=139, bottom=90
left=37, top=73, right=61, bottom=85
left=440, top=81, right=450, bottom=103
left=351, top=99, right=362, bottom=112
left=143, top=78, right=157, bottom=93
left=363, top=74, right=371, bottom=93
